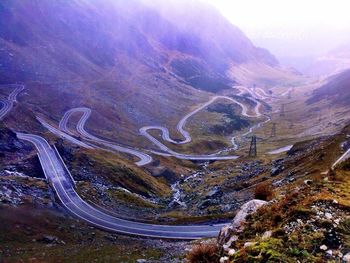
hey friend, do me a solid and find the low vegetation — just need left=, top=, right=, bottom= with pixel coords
left=207, top=103, right=251, bottom=135
left=187, top=242, right=220, bottom=263
left=187, top=124, right=350, bottom=262
left=66, top=148, right=171, bottom=198
left=217, top=162, right=350, bottom=262
left=0, top=205, right=168, bottom=263
left=254, top=182, right=274, bottom=201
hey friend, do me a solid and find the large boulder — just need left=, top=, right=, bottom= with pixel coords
left=217, top=199, right=267, bottom=254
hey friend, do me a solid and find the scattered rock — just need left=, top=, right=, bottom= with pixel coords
left=104, top=235, right=118, bottom=242
left=271, top=165, right=283, bottom=177
left=39, top=235, right=62, bottom=244
left=324, top=229, right=341, bottom=249
left=343, top=253, right=350, bottom=262
left=222, top=235, right=238, bottom=251
left=198, top=199, right=216, bottom=209
left=325, top=212, right=332, bottom=220
left=262, top=230, right=272, bottom=240
left=304, top=179, right=313, bottom=185
left=217, top=200, right=267, bottom=254
left=244, top=242, right=256, bottom=248
left=231, top=200, right=268, bottom=229
left=206, top=187, right=223, bottom=199
left=272, top=179, right=284, bottom=187
left=219, top=256, right=229, bottom=263
left=320, top=245, right=328, bottom=251
left=288, top=177, right=295, bottom=182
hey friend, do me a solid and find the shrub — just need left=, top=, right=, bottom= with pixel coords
left=340, top=159, right=350, bottom=171
left=337, top=218, right=350, bottom=248
left=254, top=182, right=274, bottom=201
left=186, top=242, right=219, bottom=263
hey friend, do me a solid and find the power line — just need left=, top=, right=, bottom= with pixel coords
left=280, top=104, right=285, bottom=117
left=249, top=135, right=257, bottom=157
left=270, top=122, right=276, bottom=137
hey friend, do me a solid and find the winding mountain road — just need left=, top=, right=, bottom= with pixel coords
left=139, top=95, right=261, bottom=157
left=58, top=93, right=265, bottom=163
left=0, top=84, right=271, bottom=166
left=16, top=132, right=225, bottom=239
left=37, top=116, right=94, bottom=150
left=0, top=85, right=24, bottom=120
left=8, top=83, right=349, bottom=240
left=59, top=108, right=153, bottom=166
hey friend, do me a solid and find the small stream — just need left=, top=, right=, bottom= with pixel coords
left=169, top=182, right=187, bottom=208
left=169, top=162, right=209, bottom=209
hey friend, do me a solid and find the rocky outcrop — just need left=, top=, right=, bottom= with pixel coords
left=0, top=124, right=45, bottom=179
left=217, top=199, right=267, bottom=255
left=0, top=176, right=54, bottom=207
left=0, top=123, right=26, bottom=154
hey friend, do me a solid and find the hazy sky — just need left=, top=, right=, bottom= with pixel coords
left=204, top=0, right=350, bottom=58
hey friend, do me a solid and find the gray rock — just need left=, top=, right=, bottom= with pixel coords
left=262, top=230, right=272, bottom=240
left=325, top=212, right=332, bottom=220
left=343, top=253, right=350, bottom=262
left=217, top=200, right=267, bottom=254
left=231, top=200, right=268, bottom=229
left=206, top=187, right=223, bottom=199
left=320, top=245, right=327, bottom=251
left=271, top=165, right=283, bottom=176
left=40, top=235, right=59, bottom=244
left=244, top=242, right=256, bottom=248
left=304, top=179, right=313, bottom=185
left=288, top=177, right=296, bottom=182
left=199, top=199, right=218, bottom=209
left=104, top=235, right=118, bottom=242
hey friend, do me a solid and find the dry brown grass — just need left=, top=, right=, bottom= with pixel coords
left=186, top=242, right=219, bottom=263
left=254, top=182, right=274, bottom=201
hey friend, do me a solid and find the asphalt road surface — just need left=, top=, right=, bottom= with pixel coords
left=16, top=132, right=225, bottom=239
left=59, top=107, right=153, bottom=166
left=10, top=84, right=349, bottom=240
left=37, top=116, right=94, bottom=149
left=0, top=85, right=24, bottom=120
left=55, top=90, right=271, bottom=163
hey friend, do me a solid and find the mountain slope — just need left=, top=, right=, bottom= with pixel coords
left=0, top=0, right=298, bottom=148
left=305, top=44, right=350, bottom=77
left=307, top=69, right=350, bottom=106
left=142, top=0, right=298, bottom=86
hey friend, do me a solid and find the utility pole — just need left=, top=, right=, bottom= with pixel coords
left=249, top=135, right=257, bottom=157
left=280, top=104, right=285, bottom=117
left=270, top=123, right=276, bottom=137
